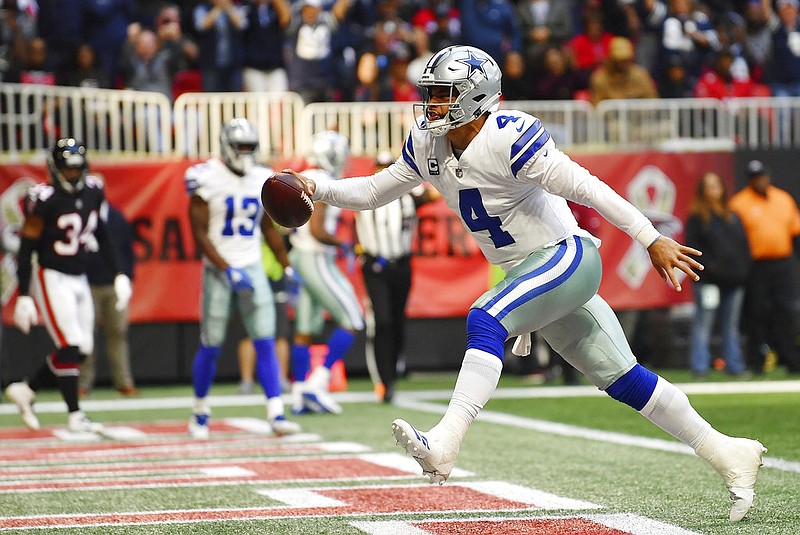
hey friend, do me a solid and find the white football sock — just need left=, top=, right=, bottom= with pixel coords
left=193, top=397, right=209, bottom=415
left=638, top=376, right=714, bottom=450
left=266, top=396, right=286, bottom=421
left=434, top=349, right=503, bottom=443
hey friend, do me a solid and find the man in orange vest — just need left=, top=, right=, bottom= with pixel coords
left=730, top=160, right=800, bottom=374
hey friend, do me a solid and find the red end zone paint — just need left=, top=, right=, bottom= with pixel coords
left=0, top=437, right=327, bottom=463
left=0, top=458, right=413, bottom=492
left=417, top=518, right=629, bottom=534
left=0, top=485, right=547, bottom=529
left=0, top=421, right=250, bottom=444
left=351, top=515, right=692, bottom=535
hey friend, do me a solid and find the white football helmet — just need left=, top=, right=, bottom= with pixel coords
left=307, top=131, right=350, bottom=177
left=220, top=118, right=260, bottom=175
left=414, top=45, right=502, bottom=136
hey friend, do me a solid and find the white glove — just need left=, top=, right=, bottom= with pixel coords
left=114, top=274, right=132, bottom=311
left=512, top=332, right=532, bottom=357
left=13, top=295, right=38, bottom=334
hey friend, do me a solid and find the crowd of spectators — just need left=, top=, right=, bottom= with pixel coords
left=0, top=0, right=798, bottom=104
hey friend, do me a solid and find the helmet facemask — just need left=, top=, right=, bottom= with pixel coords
left=414, top=83, right=466, bottom=137
left=221, top=119, right=260, bottom=175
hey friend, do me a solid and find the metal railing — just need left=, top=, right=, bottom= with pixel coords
left=299, top=101, right=418, bottom=157
left=595, top=98, right=727, bottom=148
left=504, top=100, right=595, bottom=147
left=3, top=83, right=800, bottom=161
left=0, top=83, right=172, bottom=160
left=173, top=91, right=304, bottom=159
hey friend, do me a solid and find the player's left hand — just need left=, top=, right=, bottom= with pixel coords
left=647, top=236, right=703, bottom=292
left=114, top=274, right=133, bottom=311
left=283, top=266, right=303, bottom=304
left=225, top=267, right=254, bottom=293
left=13, top=295, right=38, bottom=334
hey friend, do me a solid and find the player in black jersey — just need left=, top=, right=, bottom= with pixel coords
left=4, top=138, right=133, bottom=434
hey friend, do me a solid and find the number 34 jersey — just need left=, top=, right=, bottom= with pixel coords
left=26, top=176, right=107, bottom=276
left=185, top=158, right=272, bottom=268
left=391, top=110, right=653, bottom=272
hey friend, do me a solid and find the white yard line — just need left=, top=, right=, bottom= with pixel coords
left=2, top=380, right=800, bottom=415
left=2, top=380, right=798, bottom=474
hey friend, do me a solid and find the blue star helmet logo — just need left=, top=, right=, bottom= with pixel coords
left=457, top=51, right=488, bottom=77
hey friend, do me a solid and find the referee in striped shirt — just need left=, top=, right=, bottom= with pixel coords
left=356, top=151, right=439, bottom=402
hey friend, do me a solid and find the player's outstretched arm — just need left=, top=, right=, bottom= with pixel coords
left=646, top=236, right=703, bottom=292
left=282, top=168, right=420, bottom=210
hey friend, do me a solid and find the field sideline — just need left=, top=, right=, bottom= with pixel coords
left=0, top=375, right=798, bottom=534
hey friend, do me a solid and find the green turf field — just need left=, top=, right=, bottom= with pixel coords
left=0, top=371, right=797, bottom=534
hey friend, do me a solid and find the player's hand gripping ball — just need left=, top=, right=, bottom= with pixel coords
left=261, top=172, right=314, bottom=228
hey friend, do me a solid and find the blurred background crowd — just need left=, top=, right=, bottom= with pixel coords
left=2, top=0, right=799, bottom=105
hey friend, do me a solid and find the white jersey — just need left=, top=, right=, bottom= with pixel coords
left=289, top=168, right=342, bottom=254
left=315, top=110, right=659, bottom=272
left=185, top=158, right=272, bottom=268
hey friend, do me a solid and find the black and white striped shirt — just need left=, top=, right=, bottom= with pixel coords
left=355, top=193, right=418, bottom=261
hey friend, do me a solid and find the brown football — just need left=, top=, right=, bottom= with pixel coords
left=261, top=172, right=314, bottom=228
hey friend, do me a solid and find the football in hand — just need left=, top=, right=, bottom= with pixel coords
left=261, top=172, right=314, bottom=228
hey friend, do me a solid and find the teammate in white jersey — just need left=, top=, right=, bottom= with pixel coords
left=288, top=46, right=766, bottom=521
left=185, top=118, right=300, bottom=438
left=288, top=131, right=364, bottom=415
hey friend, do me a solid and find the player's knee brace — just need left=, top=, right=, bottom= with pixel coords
left=465, top=308, right=508, bottom=360
left=605, top=364, right=658, bottom=411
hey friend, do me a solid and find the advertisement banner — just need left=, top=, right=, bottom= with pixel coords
left=571, top=151, right=733, bottom=310
left=0, top=150, right=732, bottom=323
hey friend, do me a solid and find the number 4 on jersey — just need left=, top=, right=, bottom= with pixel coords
left=458, top=188, right=515, bottom=248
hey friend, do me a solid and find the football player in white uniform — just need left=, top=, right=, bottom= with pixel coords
left=289, top=131, right=364, bottom=415
left=5, top=138, right=132, bottom=434
left=289, top=46, right=766, bottom=521
left=185, top=118, right=300, bottom=438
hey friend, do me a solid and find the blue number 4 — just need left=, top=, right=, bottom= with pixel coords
left=496, top=115, right=524, bottom=132
left=222, top=196, right=260, bottom=236
left=458, top=188, right=515, bottom=248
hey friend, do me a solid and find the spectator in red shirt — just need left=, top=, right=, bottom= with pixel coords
left=693, top=47, right=763, bottom=99
left=412, top=0, right=459, bottom=43
left=9, top=37, right=57, bottom=85
left=567, top=8, right=613, bottom=78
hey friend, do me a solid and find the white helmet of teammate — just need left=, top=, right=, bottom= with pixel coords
left=307, top=131, right=350, bottom=177
left=414, top=45, right=502, bottom=137
left=220, top=118, right=260, bottom=175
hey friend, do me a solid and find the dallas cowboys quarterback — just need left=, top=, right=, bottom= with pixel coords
left=287, top=45, right=767, bottom=522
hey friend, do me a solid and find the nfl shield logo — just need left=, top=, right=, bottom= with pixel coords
left=455, top=168, right=463, bottom=178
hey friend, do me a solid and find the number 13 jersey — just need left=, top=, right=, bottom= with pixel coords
left=185, top=158, right=273, bottom=268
